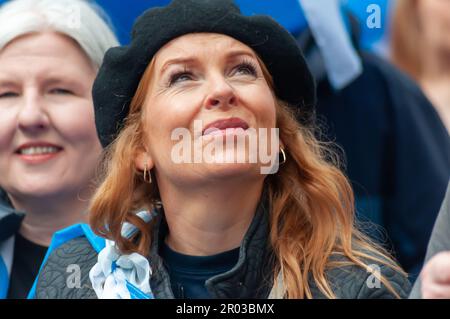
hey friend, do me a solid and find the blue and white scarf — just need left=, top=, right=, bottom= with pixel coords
left=89, top=210, right=156, bottom=299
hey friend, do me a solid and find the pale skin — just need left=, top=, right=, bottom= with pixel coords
left=421, top=251, right=450, bottom=298
left=0, top=32, right=102, bottom=246
left=417, top=0, right=450, bottom=133
left=135, top=33, right=280, bottom=256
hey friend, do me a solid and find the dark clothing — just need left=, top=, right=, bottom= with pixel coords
left=7, top=233, right=47, bottom=299
left=299, top=28, right=450, bottom=279
left=0, top=190, right=23, bottom=242
left=0, top=189, right=25, bottom=299
left=160, top=240, right=240, bottom=299
left=35, top=198, right=412, bottom=299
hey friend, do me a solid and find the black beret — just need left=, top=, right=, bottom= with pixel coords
left=93, top=0, right=316, bottom=148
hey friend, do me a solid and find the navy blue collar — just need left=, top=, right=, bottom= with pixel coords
left=160, top=240, right=240, bottom=275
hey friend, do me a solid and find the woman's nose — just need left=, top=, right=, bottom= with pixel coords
left=204, top=76, right=238, bottom=110
left=17, top=92, right=50, bottom=134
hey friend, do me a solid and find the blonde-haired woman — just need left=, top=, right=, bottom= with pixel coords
left=35, top=0, right=411, bottom=299
left=391, top=0, right=450, bottom=133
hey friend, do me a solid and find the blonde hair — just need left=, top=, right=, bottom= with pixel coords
left=391, top=0, right=422, bottom=79
left=90, top=54, right=406, bottom=299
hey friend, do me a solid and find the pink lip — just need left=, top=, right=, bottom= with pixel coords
left=202, top=117, right=250, bottom=136
left=15, top=141, right=63, bottom=164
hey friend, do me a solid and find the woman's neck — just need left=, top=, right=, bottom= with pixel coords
left=10, top=193, right=89, bottom=247
left=160, top=177, right=265, bottom=256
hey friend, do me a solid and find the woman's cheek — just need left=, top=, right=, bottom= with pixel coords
left=52, top=102, right=99, bottom=143
left=151, top=101, right=198, bottom=136
left=0, top=110, right=19, bottom=152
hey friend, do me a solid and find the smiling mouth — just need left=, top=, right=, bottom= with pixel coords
left=15, top=144, right=63, bottom=164
left=16, top=146, right=62, bottom=156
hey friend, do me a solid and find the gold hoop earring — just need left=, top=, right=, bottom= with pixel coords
left=280, top=147, right=287, bottom=165
left=143, top=163, right=152, bottom=183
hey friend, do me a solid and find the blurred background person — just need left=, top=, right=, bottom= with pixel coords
left=391, top=0, right=450, bottom=133
left=0, top=0, right=118, bottom=299
left=410, top=182, right=450, bottom=298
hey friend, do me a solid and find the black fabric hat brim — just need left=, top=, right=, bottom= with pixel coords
left=93, top=0, right=316, bottom=148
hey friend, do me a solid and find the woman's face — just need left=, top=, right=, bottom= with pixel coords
left=137, top=33, right=278, bottom=188
left=417, top=0, right=450, bottom=52
left=0, top=32, right=102, bottom=201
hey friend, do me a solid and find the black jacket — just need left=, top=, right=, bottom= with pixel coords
left=35, top=200, right=411, bottom=299
left=0, top=190, right=24, bottom=243
left=0, top=189, right=24, bottom=299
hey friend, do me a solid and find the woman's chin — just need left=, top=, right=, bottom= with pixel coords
left=200, top=161, right=262, bottom=180
left=6, top=175, right=73, bottom=200
left=13, top=183, right=65, bottom=199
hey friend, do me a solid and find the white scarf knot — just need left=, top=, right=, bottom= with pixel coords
left=89, top=210, right=156, bottom=299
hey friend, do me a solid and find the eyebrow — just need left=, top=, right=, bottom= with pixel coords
left=0, top=73, right=19, bottom=85
left=42, top=77, right=80, bottom=86
left=160, top=50, right=257, bottom=74
left=0, top=80, right=18, bottom=87
left=160, top=57, right=197, bottom=74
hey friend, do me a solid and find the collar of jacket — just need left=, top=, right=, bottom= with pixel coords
left=0, top=188, right=25, bottom=242
left=148, top=194, right=275, bottom=299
